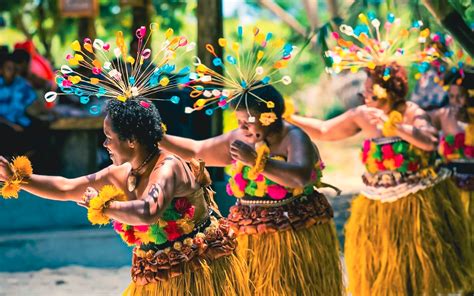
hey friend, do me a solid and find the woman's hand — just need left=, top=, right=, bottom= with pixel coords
left=230, top=140, right=257, bottom=166
left=366, top=108, right=388, bottom=129
left=77, top=187, right=99, bottom=208
left=0, top=156, right=13, bottom=182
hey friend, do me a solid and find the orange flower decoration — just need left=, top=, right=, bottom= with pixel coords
left=1, top=156, right=33, bottom=199
left=259, top=112, right=277, bottom=126
left=1, top=181, right=21, bottom=199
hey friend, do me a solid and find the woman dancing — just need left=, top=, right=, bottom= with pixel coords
left=160, top=26, right=343, bottom=296
left=290, top=16, right=470, bottom=295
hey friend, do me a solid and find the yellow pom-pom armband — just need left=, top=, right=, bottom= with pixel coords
left=87, top=185, right=127, bottom=225
left=1, top=156, right=33, bottom=199
left=248, top=142, right=270, bottom=180
left=382, top=111, right=403, bottom=137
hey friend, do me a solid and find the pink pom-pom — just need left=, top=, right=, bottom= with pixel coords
left=267, top=185, right=287, bottom=200
left=234, top=173, right=248, bottom=191
left=134, top=225, right=149, bottom=232
left=140, top=101, right=151, bottom=108
left=226, top=183, right=233, bottom=195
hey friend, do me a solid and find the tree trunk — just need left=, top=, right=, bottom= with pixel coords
left=196, top=0, right=223, bottom=180
left=132, top=0, right=151, bottom=34
left=422, top=0, right=474, bottom=56
left=37, top=0, right=52, bottom=60
left=78, top=18, right=96, bottom=42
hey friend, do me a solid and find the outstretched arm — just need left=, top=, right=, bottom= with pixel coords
left=291, top=108, right=361, bottom=141
left=104, top=157, right=179, bottom=225
left=0, top=156, right=120, bottom=202
left=160, top=132, right=234, bottom=167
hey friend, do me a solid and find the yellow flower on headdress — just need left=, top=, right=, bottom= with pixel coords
left=259, top=112, right=277, bottom=126
left=373, top=84, right=388, bottom=100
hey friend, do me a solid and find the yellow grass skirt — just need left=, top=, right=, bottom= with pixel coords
left=460, top=189, right=474, bottom=290
left=345, top=178, right=471, bottom=295
left=460, top=189, right=473, bottom=241
left=122, top=252, right=250, bottom=296
left=237, top=222, right=343, bottom=296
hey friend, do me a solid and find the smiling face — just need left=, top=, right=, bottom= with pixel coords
left=448, top=85, right=467, bottom=108
left=103, top=115, right=134, bottom=165
left=235, top=110, right=268, bottom=144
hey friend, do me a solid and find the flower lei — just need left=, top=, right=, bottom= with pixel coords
left=382, top=111, right=403, bottom=137
left=226, top=155, right=323, bottom=200
left=361, top=139, right=433, bottom=174
left=87, top=185, right=128, bottom=225
left=1, top=156, right=33, bottom=199
left=112, top=196, right=196, bottom=246
left=248, top=142, right=270, bottom=180
left=439, top=130, right=474, bottom=161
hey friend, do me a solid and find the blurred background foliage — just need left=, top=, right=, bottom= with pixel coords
left=0, top=0, right=472, bottom=124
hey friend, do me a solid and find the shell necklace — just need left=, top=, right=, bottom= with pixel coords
left=127, top=149, right=158, bottom=192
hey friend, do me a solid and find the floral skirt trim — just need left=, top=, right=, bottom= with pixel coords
left=130, top=216, right=238, bottom=285
left=123, top=252, right=250, bottom=296
left=227, top=190, right=333, bottom=236
left=360, top=167, right=450, bottom=202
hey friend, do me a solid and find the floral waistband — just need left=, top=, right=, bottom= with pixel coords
left=131, top=215, right=237, bottom=285
left=361, top=167, right=437, bottom=188
left=227, top=190, right=333, bottom=236
left=360, top=168, right=451, bottom=203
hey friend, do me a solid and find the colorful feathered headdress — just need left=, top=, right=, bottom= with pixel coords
left=44, top=24, right=195, bottom=113
left=184, top=26, right=295, bottom=125
left=325, top=12, right=431, bottom=81
left=423, top=32, right=473, bottom=89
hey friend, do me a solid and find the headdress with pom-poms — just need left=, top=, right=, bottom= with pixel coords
left=184, top=25, right=294, bottom=126
left=325, top=12, right=431, bottom=82
left=422, top=32, right=473, bottom=90
left=44, top=24, right=196, bottom=112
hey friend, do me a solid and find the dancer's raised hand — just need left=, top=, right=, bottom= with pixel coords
left=230, top=140, right=257, bottom=166
left=0, top=156, right=13, bottom=182
left=77, top=186, right=99, bottom=208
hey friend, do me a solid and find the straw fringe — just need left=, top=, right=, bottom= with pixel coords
left=122, top=252, right=250, bottom=296
left=238, top=222, right=343, bottom=296
left=345, top=178, right=471, bottom=295
left=460, top=189, right=474, bottom=291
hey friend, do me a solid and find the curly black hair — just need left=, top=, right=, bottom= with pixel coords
left=106, top=99, right=163, bottom=151
left=230, top=82, right=285, bottom=131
